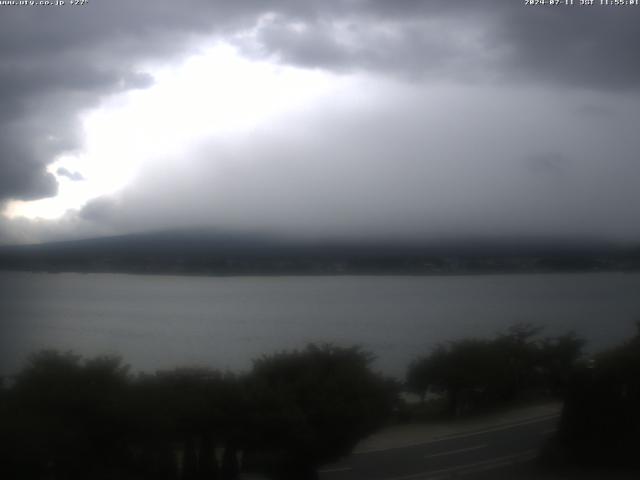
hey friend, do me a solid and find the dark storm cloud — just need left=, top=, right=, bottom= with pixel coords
left=0, top=1, right=259, bottom=204
left=0, top=146, right=58, bottom=202
left=2, top=0, right=640, bottom=243
left=495, top=7, right=640, bottom=90
left=17, top=84, right=628, bottom=245
left=2, top=0, right=639, bottom=204
left=237, top=14, right=493, bottom=80
left=242, top=1, right=640, bottom=88
left=79, top=196, right=118, bottom=223
left=0, top=0, right=356, bottom=205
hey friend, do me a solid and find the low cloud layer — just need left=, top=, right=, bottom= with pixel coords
left=1, top=1, right=639, bottom=244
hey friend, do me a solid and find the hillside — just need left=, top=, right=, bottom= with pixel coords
left=0, top=230, right=637, bottom=276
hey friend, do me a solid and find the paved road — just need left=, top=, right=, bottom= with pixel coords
left=318, top=414, right=559, bottom=480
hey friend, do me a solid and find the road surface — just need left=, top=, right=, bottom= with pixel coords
left=319, top=413, right=559, bottom=480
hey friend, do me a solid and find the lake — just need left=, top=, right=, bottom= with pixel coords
left=1, top=271, right=639, bottom=378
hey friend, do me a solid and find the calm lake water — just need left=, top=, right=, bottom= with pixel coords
left=1, top=272, right=639, bottom=377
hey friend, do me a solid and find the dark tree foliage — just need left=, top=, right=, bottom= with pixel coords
left=2, top=351, right=131, bottom=479
left=538, top=331, right=585, bottom=396
left=127, top=367, right=243, bottom=480
left=406, top=324, right=584, bottom=416
left=0, top=344, right=397, bottom=480
left=557, top=324, right=640, bottom=468
left=246, top=344, right=397, bottom=480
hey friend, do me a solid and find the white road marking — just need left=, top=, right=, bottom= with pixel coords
left=356, top=413, right=559, bottom=454
left=426, top=414, right=560, bottom=443
left=424, top=444, right=487, bottom=459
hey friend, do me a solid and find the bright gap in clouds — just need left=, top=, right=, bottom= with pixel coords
left=5, top=43, right=344, bottom=220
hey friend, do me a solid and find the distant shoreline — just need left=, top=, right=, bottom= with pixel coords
left=2, top=229, right=638, bottom=279
left=1, top=266, right=639, bottom=281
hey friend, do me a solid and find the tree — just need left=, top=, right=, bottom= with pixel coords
left=408, top=338, right=511, bottom=416
left=406, top=324, right=584, bottom=417
left=246, top=344, right=397, bottom=480
left=128, top=367, right=243, bottom=480
left=538, top=331, right=585, bottom=396
left=4, top=350, right=131, bottom=479
left=558, top=323, right=640, bottom=467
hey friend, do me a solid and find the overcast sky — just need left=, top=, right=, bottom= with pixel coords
left=1, top=0, right=639, bottom=245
